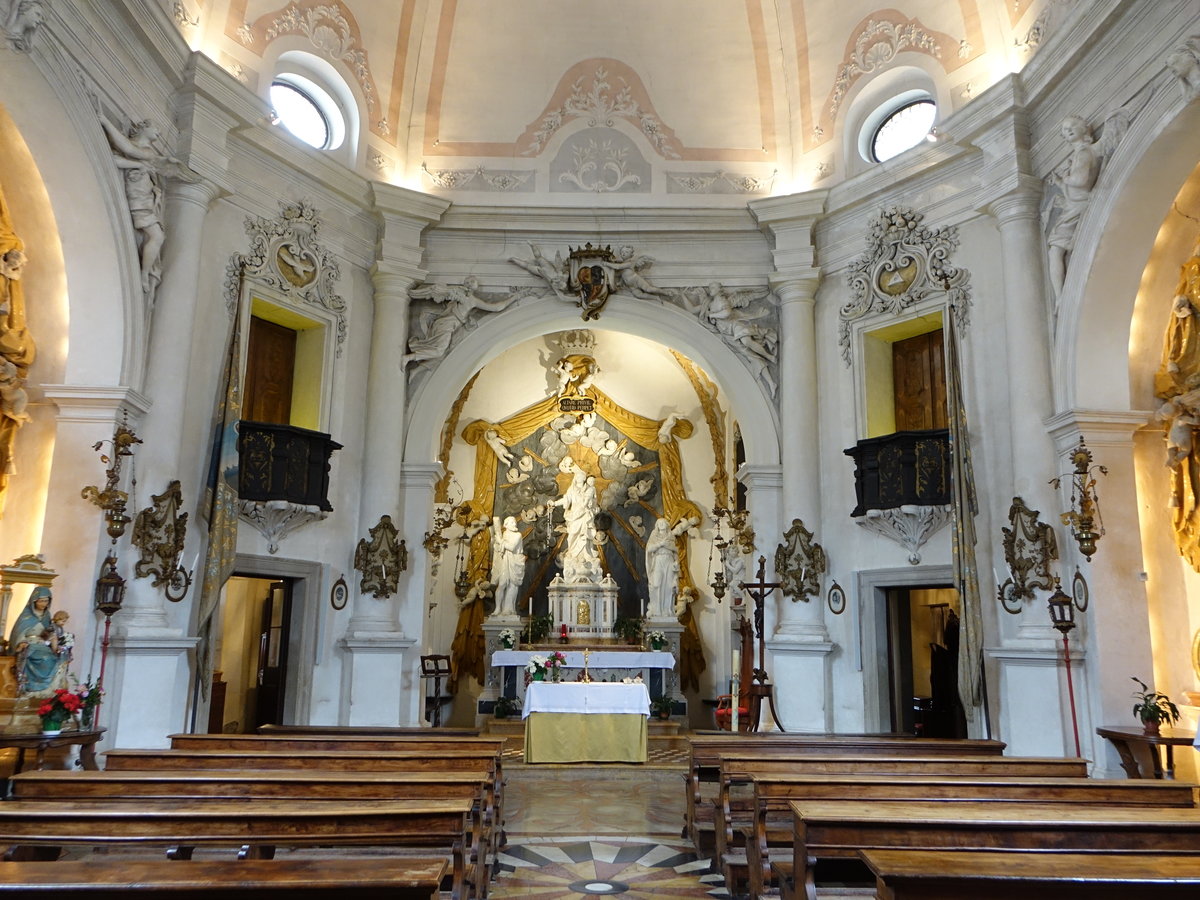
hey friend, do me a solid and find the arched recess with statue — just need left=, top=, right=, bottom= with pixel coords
left=1057, top=86, right=1200, bottom=782
left=400, top=290, right=785, bottom=728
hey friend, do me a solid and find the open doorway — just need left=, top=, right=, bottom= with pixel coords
left=210, top=575, right=293, bottom=733
left=885, top=586, right=966, bottom=738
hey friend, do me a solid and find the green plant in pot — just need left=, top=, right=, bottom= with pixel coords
left=1131, top=676, right=1180, bottom=735
left=650, top=696, right=672, bottom=720
left=613, top=615, right=643, bottom=645
left=493, top=696, right=518, bottom=719
left=524, top=613, right=553, bottom=645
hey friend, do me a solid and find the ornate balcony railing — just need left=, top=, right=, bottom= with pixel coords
left=237, top=421, right=342, bottom=512
left=844, top=429, right=951, bottom=517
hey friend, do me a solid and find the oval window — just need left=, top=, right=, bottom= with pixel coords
left=270, top=80, right=332, bottom=150
left=870, top=99, right=937, bottom=162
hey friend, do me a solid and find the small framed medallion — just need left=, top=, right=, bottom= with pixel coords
left=330, top=576, right=348, bottom=610
left=826, top=581, right=846, bottom=615
left=1071, top=567, right=1089, bottom=613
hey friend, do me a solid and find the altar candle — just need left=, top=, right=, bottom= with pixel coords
left=640, top=596, right=646, bottom=619
left=732, top=644, right=740, bottom=680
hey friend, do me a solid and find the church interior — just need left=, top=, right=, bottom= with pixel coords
left=0, top=0, right=1199, bottom=895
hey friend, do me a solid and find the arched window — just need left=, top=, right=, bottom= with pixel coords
left=269, top=73, right=345, bottom=151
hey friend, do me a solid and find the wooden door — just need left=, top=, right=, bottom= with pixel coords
left=244, top=317, right=296, bottom=425
left=892, top=329, right=947, bottom=431
left=253, top=581, right=291, bottom=728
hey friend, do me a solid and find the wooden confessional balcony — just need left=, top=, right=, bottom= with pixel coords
left=844, top=429, right=951, bottom=517
left=237, top=421, right=342, bottom=511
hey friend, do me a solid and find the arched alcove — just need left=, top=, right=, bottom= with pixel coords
left=404, top=294, right=781, bottom=466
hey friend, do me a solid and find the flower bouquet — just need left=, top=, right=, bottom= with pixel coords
left=77, top=678, right=103, bottom=729
left=525, top=654, right=549, bottom=681
left=37, top=688, right=83, bottom=735
left=647, top=629, right=666, bottom=651
left=545, top=650, right=568, bottom=681
left=498, top=628, right=517, bottom=650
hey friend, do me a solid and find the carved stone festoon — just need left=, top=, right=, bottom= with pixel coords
left=354, top=514, right=408, bottom=599
left=856, top=504, right=952, bottom=566
left=775, top=518, right=827, bottom=602
left=131, top=479, right=192, bottom=601
left=238, top=498, right=329, bottom=556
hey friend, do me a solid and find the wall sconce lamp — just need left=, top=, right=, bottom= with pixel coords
left=1051, top=438, right=1107, bottom=561
left=81, top=421, right=142, bottom=543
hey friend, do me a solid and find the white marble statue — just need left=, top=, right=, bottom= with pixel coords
left=490, top=516, right=526, bottom=617
left=688, top=282, right=778, bottom=395
left=2, top=0, right=43, bottom=52
left=1046, top=116, right=1102, bottom=297
left=550, top=463, right=602, bottom=582
left=611, top=245, right=672, bottom=299
left=100, top=116, right=184, bottom=307
left=720, top=537, right=747, bottom=605
left=403, top=277, right=525, bottom=368
left=645, top=516, right=697, bottom=618
left=484, top=428, right=513, bottom=466
left=1167, top=39, right=1200, bottom=102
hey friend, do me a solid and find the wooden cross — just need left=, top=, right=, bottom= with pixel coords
left=737, top=555, right=786, bottom=732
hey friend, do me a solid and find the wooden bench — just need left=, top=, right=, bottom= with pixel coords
left=684, top=736, right=1006, bottom=853
left=0, top=857, right=448, bottom=899
left=105, top=747, right=505, bottom=850
left=259, top=723, right=480, bottom=736
left=779, top=801, right=1200, bottom=900
left=0, top=798, right=476, bottom=900
left=862, top=849, right=1200, bottom=899
left=729, top=774, right=1197, bottom=898
left=169, top=732, right=507, bottom=753
left=10, top=768, right=497, bottom=878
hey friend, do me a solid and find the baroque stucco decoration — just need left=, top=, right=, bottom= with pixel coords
left=223, top=201, right=346, bottom=354
left=131, top=480, right=192, bottom=600
left=775, top=518, right=826, bottom=602
left=855, top=505, right=952, bottom=566
left=0, top=181, right=35, bottom=518
left=354, top=514, right=407, bottom=599
left=839, top=208, right=972, bottom=366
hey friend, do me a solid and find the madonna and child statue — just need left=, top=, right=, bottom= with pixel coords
left=548, top=461, right=618, bottom=637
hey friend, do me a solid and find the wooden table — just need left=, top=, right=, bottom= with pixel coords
left=1096, top=725, right=1197, bottom=779
left=0, top=729, right=105, bottom=772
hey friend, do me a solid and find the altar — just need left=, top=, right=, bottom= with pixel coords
left=523, top=681, right=650, bottom=764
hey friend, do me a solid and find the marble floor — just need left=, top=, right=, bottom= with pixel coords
left=492, top=764, right=730, bottom=898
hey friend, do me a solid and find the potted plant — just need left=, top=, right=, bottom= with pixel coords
left=613, top=615, right=643, bottom=645
left=1131, top=676, right=1180, bottom=735
left=650, top=696, right=672, bottom=720
left=647, top=629, right=666, bottom=651
left=37, top=688, right=82, bottom=735
left=498, top=628, right=517, bottom=650
left=493, top=696, right=518, bottom=719
left=524, top=614, right=553, bottom=645
left=525, top=654, right=549, bottom=681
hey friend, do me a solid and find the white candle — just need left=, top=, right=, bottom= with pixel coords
left=731, top=645, right=740, bottom=679
left=640, top=596, right=646, bottom=619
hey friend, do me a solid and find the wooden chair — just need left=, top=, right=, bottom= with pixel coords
left=421, top=655, right=453, bottom=728
left=714, top=618, right=754, bottom=732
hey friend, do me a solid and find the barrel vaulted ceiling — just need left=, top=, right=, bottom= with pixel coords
left=178, top=1, right=1052, bottom=200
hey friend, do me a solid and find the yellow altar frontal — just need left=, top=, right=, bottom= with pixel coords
left=522, top=682, right=650, bottom=764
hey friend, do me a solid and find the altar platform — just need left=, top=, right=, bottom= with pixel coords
left=523, top=682, right=650, bottom=764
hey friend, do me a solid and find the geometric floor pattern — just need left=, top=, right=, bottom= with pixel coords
left=490, top=838, right=730, bottom=898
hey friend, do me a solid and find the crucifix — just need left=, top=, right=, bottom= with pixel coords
left=738, top=555, right=786, bottom=732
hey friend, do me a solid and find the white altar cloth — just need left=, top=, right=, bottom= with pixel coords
left=522, top=682, right=651, bottom=718
left=492, top=650, right=674, bottom=670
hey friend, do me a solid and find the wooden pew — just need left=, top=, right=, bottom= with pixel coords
left=260, top=723, right=479, bottom=736
left=106, top=747, right=505, bottom=847
left=0, top=858, right=448, bottom=899
left=862, top=849, right=1200, bottom=899
left=780, top=801, right=1200, bottom=900
left=684, top=735, right=1006, bottom=853
left=0, top=799, right=476, bottom=900
left=169, top=732, right=506, bottom=753
left=11, top=768, right=496, bottom=880
left=731, top=775, right=1197, bottom=898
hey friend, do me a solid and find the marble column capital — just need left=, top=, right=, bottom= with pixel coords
left=986, top=184, right=1043, bottom=228
left=771, top=275, right=820, bottom=306
left=165, top=176, right=222, bottom=212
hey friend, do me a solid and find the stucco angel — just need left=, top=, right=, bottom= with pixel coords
left=510, top=243, right=569, bottom=296
left=403, top=277, right=526, bottom=367
left=611, top=245, right=672, bottom=299
left=1043, top=111, right=1129, bottom=296
left=684, top=282, right=778, bottom=394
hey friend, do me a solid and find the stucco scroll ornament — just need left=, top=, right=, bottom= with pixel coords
left=1041, top=112, right=1129, bottom=298
left=681, top=282, right=778, bottom=396
left=354, top=514, right=407, bottom=599
left=223, top=201, right=346, bottom=351
left=774, top=518, right=826, bottom=602
left=996, top=496, right=1059, bottom=615
left=403, top=277, right=531, bottom=368
left=131, top=479, right=193, bottom=601
left=1166, top=37, right=1200, bottom=103
left=1, top=0, right=42, bottom=52
left=839, top=207, right=972, bottom=366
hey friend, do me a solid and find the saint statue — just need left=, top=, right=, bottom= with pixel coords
left=1155, top=236, right=1200, bottom=570
left=0, top=182, right=35, bottom=517
left=8, top=586, right=68, bottom=694
left=645, top=517, right=697, bottom=618
left=550, top=462, right=602, bottom=583
left=490, top=516, right=526, bottom=617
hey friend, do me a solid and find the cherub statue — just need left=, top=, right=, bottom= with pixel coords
left=484, top=428, right=513, bottom=466
left=404, top=277, right=527, bottom=367
left=1043, top=112, right=1128, bottom=297
left=509, top=243, right=568, bottom=296
left=99, top=115, right=191, bottom=306
left=611, top=245, right=672, bottom=299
